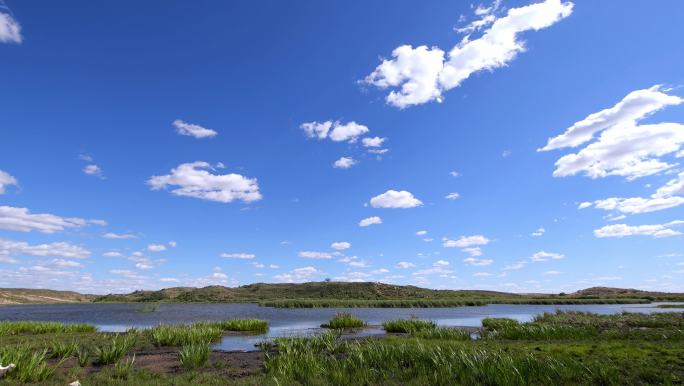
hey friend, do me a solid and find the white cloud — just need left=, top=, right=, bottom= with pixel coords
left=103, top=232, right=137, bottom=240
left=159, top=277, right=180, bottom=283
left=504, top=261, right=528, bottom=270
left=541, top=86, right=684, bottom=180
left=531, top=227, right=545, bottom=236
left=221, top=252, right=256, bottom=260
left=368, top=148, right=389, bottom=155
left=273, top=266, right=322, bottom=283
left=333, top=157, right=357, bottom=169
left=370, top=190, right=423, bottom=208
left=594, top=221, right=683, bottom=239
left=148, top=161, right=261, bottom=204
left=83, top=164, right=104, bottom=179
left=463, top=257, right=493, bottom=266
left=416, top=230, right=428, bottom=236
left=362, top=137, right=387, bottom=148
left=301, top=120, right=369, bottom=143
left=338, top=256, right=368, bottom=268
left=433, top=259, right=449, bottom=266
left=445, top=192, right=461, bottom=200
left=0, top=12, right=22, bottom=44
left=168, top=241, right=177, bottom=247
left=461, top=247, right=483, bottom=256
left=269, top=264, right=279, bottom=269
left=147, top=244, right=167, bottom=252
left=0, top=206, right=104, bottom=234
left=298, top=251, right=332, bottom=259
left=0, top=238, right=90, bottom=259
left=396, top=261, right=416, bottom=269
left=359, top=216, right=382, bottom=227
left=544, top=270, right=562, bottom=275
left=449, top=171, right=461, bottom=177
left=0, top=170, right=18, bottom=194
left=173, top=119, right=218, bottom=139
left=530, top=251, right=565, bottom=262
left=330, top=241, right=351, bottom=251
left=334, top=271, right=372, bottom=282
left=443, top=235, right=490, bottom=248
left=473, top=272, right=493, bottom=277
left=413, top=266, right=453, bottom=276
left=364, top=0, right=573, bottom=108
left=541, top=86, right=683, bottom=151
left=50, top=259, right=82, bottom=268
left=103, top=251, right=123, bottom=257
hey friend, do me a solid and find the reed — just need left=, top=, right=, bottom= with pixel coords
left=49, top=339, right=79, bottom=359
left=202, top=318, right=269, bottom=333
left=146, top=324, right=223, bottom=347
left=382, top=318, right=436, bottom=333
left=0, top=345, right=62, bottom=382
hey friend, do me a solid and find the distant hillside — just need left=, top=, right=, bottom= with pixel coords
left=0, top=288, right=96, bottom=304
left=94, top=282, right=520, bottom=303
left=2, top=283, right=683, bottom=305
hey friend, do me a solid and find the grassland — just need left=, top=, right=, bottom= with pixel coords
left=1, top=311, right=683, bottom=384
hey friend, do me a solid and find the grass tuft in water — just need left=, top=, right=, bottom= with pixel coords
left=321, top=312, right=367, bottom=330
left=382, top=318, right=436, bottom=333
left=0, top=321, right=96, bottom=336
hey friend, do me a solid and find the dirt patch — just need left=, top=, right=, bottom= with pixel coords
left=54, top=347, right=265, bottom=378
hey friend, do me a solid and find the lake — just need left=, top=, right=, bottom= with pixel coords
left=1, top=302, right=682, bottom=351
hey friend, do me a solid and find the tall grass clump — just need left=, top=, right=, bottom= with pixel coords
left=265, top=334, right=600, bottom=385
left=321, top=313, right=367, bottom=330
left=49, top=340, right=79, bottom=359
left=483, top=324, right=597, bottom=340
left=0, top=321, right=96, bottom=336
left=0, top=345, right=62, bottom=382
left=179, top=343, right=210, bottom=370
left=382, top=318, right=436, bottom=333
left=203, top=318, right=269, bottom=333
left=113, top=355, right=135, bottom=379
left=95, top=334, right=136, bottom=365
left=412, top=327, right=472, bottom=340
left=146, top=324, right=223, bottom=346
left=534, top=310, right=684, bottom=329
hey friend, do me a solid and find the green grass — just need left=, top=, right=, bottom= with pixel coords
left=382, top=318, right=437, bottom=333
left=202, top=319, right=269, bottom=333
left=178, top=343, right=210, bottom=370
left=0, top=321, right=96, bottom=336
left=95, top=334, right=136, bottom=365
left=146, top=324, right=223, bottom=347
left=0, top=345, right=62, bottom=382
left=481, top=317, right=519, bottom=330
left=321, top=313, right=367, bottom=329
left=49, top=339, right=79, bottom=359
left=411, top=327, right=472, bottom=340
left=656, top=304, right=684, bottom=308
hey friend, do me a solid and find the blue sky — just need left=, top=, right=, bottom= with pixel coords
left=1, top=0, right=683, bottom=294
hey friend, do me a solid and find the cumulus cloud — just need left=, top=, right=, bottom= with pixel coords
left=359, top=216, right=382, bottom=227
left=0, top=238, right=90, bottom=259
left=463, top=257, right=493, bottom=266
left=298, top=251, right=332, bottom=259
left=461, top=247, right=483, bottom=256
left=0, top=12, right=22, bottom=44
left=581, top=171, right=684, bottom=215
left=301, top=120, right=369, bottom=143
left=273, top=266, right=322, bottom=283
left=221, top=252, right=256, bottom=259
left=541, top=86, right=684, bottom=180
left=173, top=119, right=218, bottom=139
left=147, top=244, right=167, bottom=252
left=594, top=221, right=683, bottom=239
left=0, top=206, right=104, bottom=234
left=396, top=261, right=416, bottom=269
left=416, top=230, right=428, bottom=236
left=333, top=156, right=357, bottom=169
left=364, top=0, right=573, bottom=108
left=362, top=137, right=387, bottom=148
left=148, top=161, right=261, bottom=204
left=445, top=192, right=461, bottom=200
left=330, top=241, right=351, bottom=251
left=442, top=235, right=490, bottom=248
left=530, top=251, right=565, bottom=262
left=0, top=170, right=18, bottom=194
left=370, top=190, right=423, bottom=208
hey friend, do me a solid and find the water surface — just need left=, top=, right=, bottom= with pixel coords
left=1, top=302, right=681, bottom=351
